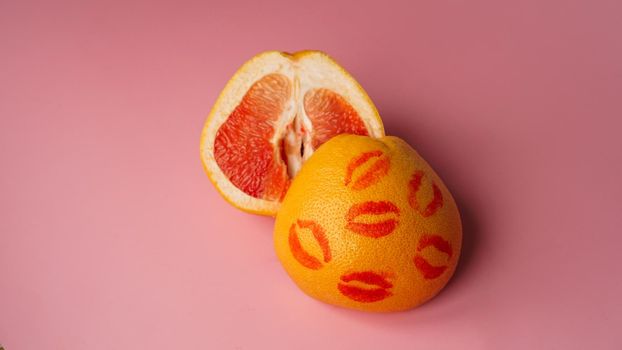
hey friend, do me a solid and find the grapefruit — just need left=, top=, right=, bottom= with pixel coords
left=273, top=135, right=462, bottom=312
left=200, top=51, right=384, bottom=216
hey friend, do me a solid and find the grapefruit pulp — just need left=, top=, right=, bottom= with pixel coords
left=200, top=51, right=384, bottom=215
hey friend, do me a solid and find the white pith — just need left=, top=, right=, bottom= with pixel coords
left=201, top=51, right=384, bottom=214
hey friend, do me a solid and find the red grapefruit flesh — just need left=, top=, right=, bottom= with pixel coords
left=201, top=51, right=384, bottom=215
left=214, top=74, right=291, bottom=201
left=304, top=88, right=370, bottom=149
left=214, top=77, right=372, bottom=202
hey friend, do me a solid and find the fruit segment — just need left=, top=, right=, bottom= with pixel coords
left=214, top=74, right=291, bottom=200
left=304, top=88, right=369, bottom=149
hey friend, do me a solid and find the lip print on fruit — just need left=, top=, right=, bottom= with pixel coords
left=414, top=234, right=452, bottom=279
left=408, top=170, right=443, bottom=217
left=289, top=220, right=332, bottom=270
left=344, top=150, right=390, bottom=191
left=338, top=271, right=394, bottom=303
left=345, top=201, right=400, bottom=238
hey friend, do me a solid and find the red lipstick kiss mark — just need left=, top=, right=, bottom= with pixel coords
left=338, top=271, right=393, bottom=302
left=344, top=150, right=390, bottom=190
left=408, top=171, right=443, bottom=217
left=288, top=220, right=332, bottom=270
left=414, top=234, right=452, bottom=279
left=345, top=201, right=400, bottom=238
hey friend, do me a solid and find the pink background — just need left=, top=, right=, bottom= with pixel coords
left=1, top=0, right=621, bottom=349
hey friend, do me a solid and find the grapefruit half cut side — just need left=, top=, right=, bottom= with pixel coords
left=200, top=51, right=384, bottom=216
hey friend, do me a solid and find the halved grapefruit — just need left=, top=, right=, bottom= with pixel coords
left=200, top=50, right=384, bottom=216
